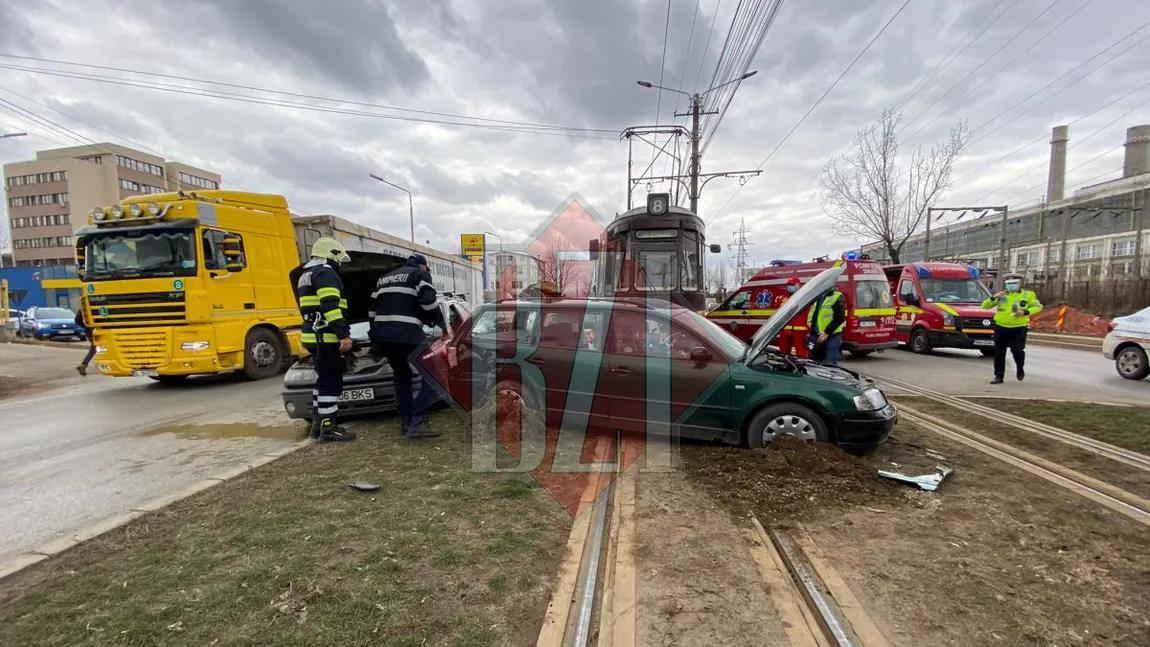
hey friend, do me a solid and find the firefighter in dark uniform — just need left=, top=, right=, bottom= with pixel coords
left=369, top=254, right=442, bottom=439
left=297, top=237, right=357, bottom=442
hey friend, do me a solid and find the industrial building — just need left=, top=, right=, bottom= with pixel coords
left=862, top=125, right=1149, bottom=286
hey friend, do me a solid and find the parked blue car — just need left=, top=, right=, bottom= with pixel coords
left=17, top=307, right=85, bottom=340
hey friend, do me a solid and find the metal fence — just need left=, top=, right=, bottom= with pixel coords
left=1031, top=277, right=1150, bottom=318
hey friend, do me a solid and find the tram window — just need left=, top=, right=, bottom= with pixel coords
left=638, top=251, right=676, bottom=290
left=681, top=249, right=699, bottom=290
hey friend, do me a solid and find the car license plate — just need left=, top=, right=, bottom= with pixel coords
left=859, top=320, right=877, bottom=328
left=341, top=388, right=374, bottom=402
left=132, top=369, right=159, bottom=377
left=973, top=339, right=994, bottom=347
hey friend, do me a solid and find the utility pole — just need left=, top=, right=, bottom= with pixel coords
left=730, top=218, right=752, bottom=282
left=635, top=71, right=761, bottom=217
left=689, top=94, right=702, bottom=214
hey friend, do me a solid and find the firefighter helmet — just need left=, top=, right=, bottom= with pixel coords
left=311, top=237, right=351, bottom=265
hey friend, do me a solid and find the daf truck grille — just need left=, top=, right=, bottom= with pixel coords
left=110, top=329, right=170, bottom=368
left=89, top=291, right=186, bottom=327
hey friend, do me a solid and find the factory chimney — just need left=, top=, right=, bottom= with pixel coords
left=1123, top=125, right=1150, bottom=178
left=1046, top=125, right=1068, bottom=202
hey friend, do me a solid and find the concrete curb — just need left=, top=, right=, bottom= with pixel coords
left=0, top=438, right=312, bottom=582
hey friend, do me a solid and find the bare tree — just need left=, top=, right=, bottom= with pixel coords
left=706, top=260, right=732, bottom=300
left=533, top=231, right=580, bottom=294
left=820, top=109, right=969, bottom=263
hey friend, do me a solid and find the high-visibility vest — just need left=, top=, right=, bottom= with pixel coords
left=807, top=291, right=845, bottom=335
left=982, top=289, right=1042, bottom=328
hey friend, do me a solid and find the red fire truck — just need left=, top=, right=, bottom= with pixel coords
left=707, top=255, right=898, bottom=357
left=883, top=262, right=997, bottom=355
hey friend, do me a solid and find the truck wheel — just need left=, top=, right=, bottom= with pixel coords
left=909, top=328, right=932, bottom=354
left=744, top=402, right=829, bottom=449
left=242, top=328, right=282, bottom=381
left=1115, top=345, right=1149, bottom=381
left=979, top=348, right=995, bottom=357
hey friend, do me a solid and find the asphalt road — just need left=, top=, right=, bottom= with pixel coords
left=0, top=342, right=304, bottom=559
left=845, top=341, right=1148, bottom=404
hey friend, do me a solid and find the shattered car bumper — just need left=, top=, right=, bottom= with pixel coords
left=831, top=404, right=897, bottom=454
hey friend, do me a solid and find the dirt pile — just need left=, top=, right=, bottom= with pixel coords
left=681, top=436, right=899, bottom=521
left=1031, top=304, right=1109, bottom=336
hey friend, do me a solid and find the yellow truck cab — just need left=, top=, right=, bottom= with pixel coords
left=76, top=191, right=306, bottom=382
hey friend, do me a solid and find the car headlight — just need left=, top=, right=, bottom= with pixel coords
left=180, top=341, right=210, bottom=351
left=852, top=387, right=888, bottom=411
left=941, top=312, right=954, bottom=326
left=284, top=364, right=318, bottom=385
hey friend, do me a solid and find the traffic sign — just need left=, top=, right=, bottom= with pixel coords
left=461, top=234, right=485, bottom=256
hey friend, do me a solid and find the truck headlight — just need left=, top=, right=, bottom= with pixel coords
left=852, top=387, right=888, bottom=411
left=95, top=345, right=107, bottom=354
left=941, top=312, right=954, bottom=326
left=180, top=341, right=210, bottom=351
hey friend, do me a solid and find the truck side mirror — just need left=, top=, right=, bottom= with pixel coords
left=709, top=244, right=721, bottom=254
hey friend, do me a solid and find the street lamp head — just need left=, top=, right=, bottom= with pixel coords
left=740, top=70, right=758, bottom=81
left=637, top=81, right=653, bottom=88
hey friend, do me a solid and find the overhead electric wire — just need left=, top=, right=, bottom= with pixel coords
left=0, top=63, right=618, bottom=140
left=898, top=0, right=1070, bottom=136
left=902, top=0, right=1098, bottom=143
left=0, top=107, right=77, bottom=148
left=699, top=0, right=751, bottom=141
left=663, top=0, right=703, bottom=197
left=650, top=0, right=674, bottom=173
left=707, top=0, right=914, bottom=226
left=952, top=80, right=1150, bottom=187
left=891, top=0, right=1019, bottom=113
left=0, top=96, right=90, bottom=147
left=693, top=0, right=723, bottom=94
left=700, top=0, right=782, bottom=156
left=0, top=53, right=615, bottom=135
left=965, top=20, right=1150, bottom=146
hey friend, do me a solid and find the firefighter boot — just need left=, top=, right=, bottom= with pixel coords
left=308, top=416, right=321, bottom=440
left=317, top=416, right=357, bottom=443
left=405, top=418, right=441, bottom=439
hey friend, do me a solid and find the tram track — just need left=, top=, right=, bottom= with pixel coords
left=870, top=373, right=1150, bottom=472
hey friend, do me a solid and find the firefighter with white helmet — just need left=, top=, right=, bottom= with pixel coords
left=296, top=237, right=356, bottom=442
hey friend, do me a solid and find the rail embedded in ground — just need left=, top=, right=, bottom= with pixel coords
left=872, top=373, right=1150, bottom=472
left=895, top=404, right=1150, bottom=526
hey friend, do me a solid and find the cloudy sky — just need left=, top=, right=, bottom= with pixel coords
left=1, top=0, right=1147, bottom=268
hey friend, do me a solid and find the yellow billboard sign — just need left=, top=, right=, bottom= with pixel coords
left=461, top=234, right=485, bottom=257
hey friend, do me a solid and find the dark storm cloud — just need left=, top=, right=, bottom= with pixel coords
left=174, top=0, right=430, bottom=95
left=237, top=136, right=377, bottom=194
left=405, top=161, right=557, bottom=211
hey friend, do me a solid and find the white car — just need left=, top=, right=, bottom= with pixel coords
left=1103, top=307, right=1150, bottom=381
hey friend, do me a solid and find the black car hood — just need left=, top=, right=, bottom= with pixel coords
left=754, top=350, right=873, bottom=389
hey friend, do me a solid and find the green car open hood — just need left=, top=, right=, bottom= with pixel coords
left=744, top=264, right=845, bottom=366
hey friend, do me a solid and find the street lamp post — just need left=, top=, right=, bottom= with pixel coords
left=637, top=71, right=758, bottom=214
left=482, top=231, right=503, bottom=293
left=0, top=132, right=28, bottom=140
left=368, top=173, right=414, bottom=243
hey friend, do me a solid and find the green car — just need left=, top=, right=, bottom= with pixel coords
left=437, top=265, right=895, bottom=453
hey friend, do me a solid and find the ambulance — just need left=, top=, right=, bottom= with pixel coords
left=707, top=254, right=898, bottom=357
left=882, top=262, right=997, bottom=355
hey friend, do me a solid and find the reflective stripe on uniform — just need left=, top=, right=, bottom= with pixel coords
left=317, top=395, right=340, bottom=403
left=339, top=299, right=348, bottom=308
left=317, top=287, right=341, bottom=299
left=301, top=332, right=340, bottom=344
left=323, top=308, right=344, bottom=321
left=374, top=314, right=423, bottom=325
left=299, top=295, right=321, bottom=306
left=316, top=404, right=339, bottom=415
left=371, top=286, right=418, bottom=298
left=421, top=301, right=440, bottom=311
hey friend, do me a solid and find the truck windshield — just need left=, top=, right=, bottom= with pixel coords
left=919, top=278, right=991, bottom=303
left=82, top=228, right=197, bottom=281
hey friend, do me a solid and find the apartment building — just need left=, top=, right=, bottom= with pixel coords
left=3, top=143, right=221, bottom=267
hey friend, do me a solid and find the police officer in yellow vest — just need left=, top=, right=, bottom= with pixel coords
left=296, top=237, right=356, bottom=442
left=806, top=287, right=846, bottom=366
left=982, top=272, right=1042, bottom=384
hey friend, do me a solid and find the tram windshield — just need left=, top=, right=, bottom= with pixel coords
left=596, top=230, right=704, bottom=293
